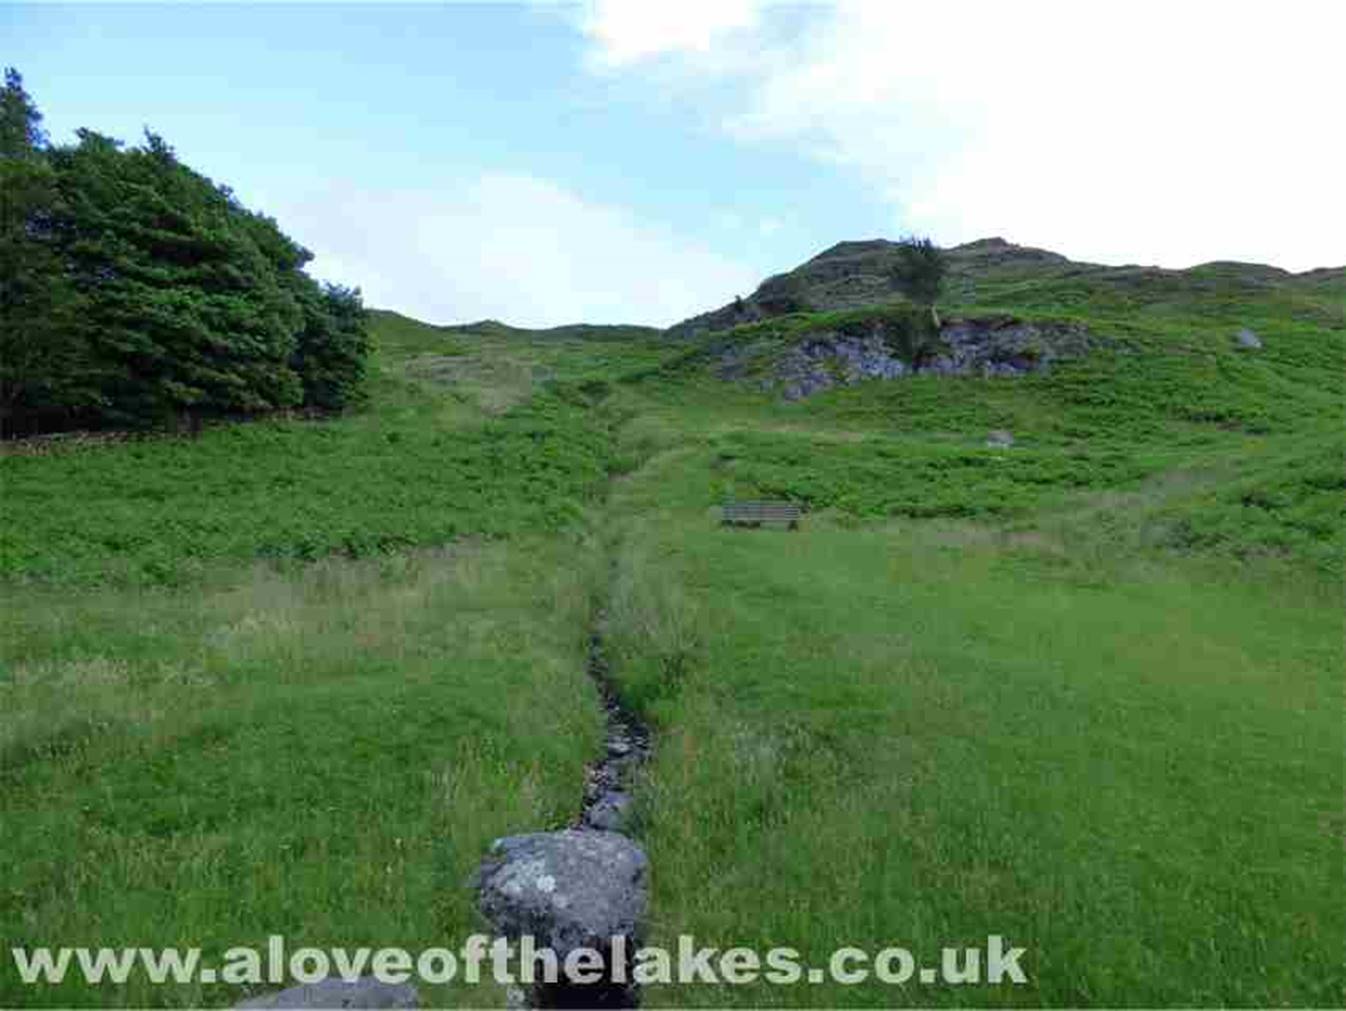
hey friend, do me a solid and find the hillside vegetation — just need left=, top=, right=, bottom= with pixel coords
left=648, top=237, right=1344, bottom=575
left=2, top=233, right=1342, bottom=1007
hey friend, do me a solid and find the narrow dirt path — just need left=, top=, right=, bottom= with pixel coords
left=474, top=398, right=659, bottom=1009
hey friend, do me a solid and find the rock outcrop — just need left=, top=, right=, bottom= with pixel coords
left=770, top=333, right=906, bottom=400
left=927, top=316, right=1092, bottom=375
left=719, top=314, right=1095, bottom=400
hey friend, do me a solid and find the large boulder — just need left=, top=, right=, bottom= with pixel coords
left=475, top=830, right=647, bottom=961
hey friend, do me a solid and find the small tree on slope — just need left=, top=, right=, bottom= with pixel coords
left=890, top=235, right=946, bottom=329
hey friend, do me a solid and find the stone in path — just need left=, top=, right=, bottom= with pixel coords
left=582, top=791, right=634, bottom=833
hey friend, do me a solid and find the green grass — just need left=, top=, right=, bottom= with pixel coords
left=712, top=429, right=1157, bottom=516
left=0, top=310, right=659, bottom=586
left=1, top=311, right=632, bottom=1006
left=374, top=308, right=670, bottom=414
left=602, top=447, right=1342, bottom=1006
left=2, top=257, right=1343, bottom=1007
left=0, top=390, right=612, bottom=585
left=588, top=260, right=1343, bottom=1004
left=0, top=539, right=604, bottom=1008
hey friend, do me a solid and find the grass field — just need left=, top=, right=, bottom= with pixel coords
left=1, top=539, right=605, bottom=1007
left=604, top=449, right=1342, bottom=1006
left=2, top=262, right=1342, bottom=1006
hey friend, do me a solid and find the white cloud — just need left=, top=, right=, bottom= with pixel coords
left=279, top=174, right=756, bottom=327
left=587, top=0, right=1346, bottom=271
left=581, top=0, right=761, bottom=66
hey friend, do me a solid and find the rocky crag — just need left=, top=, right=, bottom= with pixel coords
left=713, top=312, right=1096, bottom=400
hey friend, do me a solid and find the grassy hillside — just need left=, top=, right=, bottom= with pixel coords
left=0, top=314, right=671, bottom=586
left=436, top=316, right=664, bottom=343
left=2, top=244, right=1342, bottom=1007
left=595, top=250, right=1342, bottom=1003
left=642, top=244, right=1344, bottom=575
left=669, top=234, right=1345, bottom=339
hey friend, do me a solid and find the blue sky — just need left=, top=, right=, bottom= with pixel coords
left=7, top=2, right=1343, bottom=326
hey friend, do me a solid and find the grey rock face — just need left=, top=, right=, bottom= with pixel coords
left=236, top=978, right=417, bottom=1009
left=475, top=830, right=647, bottom=960
left=936, top=316, right=1090, bottom=374
left=1235, top=327, right=1263, bottom=349
left=737, top=315, right=1094, bottom=400
left=776, top=333, right=907, bottom=400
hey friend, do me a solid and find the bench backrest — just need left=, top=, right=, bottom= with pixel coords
left=722, top=500, right=802, bottom=522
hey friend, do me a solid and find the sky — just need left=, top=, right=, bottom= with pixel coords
left=6, top=1, right=1344, bottom=327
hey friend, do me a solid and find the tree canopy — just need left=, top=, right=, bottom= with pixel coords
left=0, top=69, right=370, bottom=435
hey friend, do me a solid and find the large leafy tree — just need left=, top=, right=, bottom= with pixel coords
left=0, top=66, right=46, bottom=155
left=1, top=69, right=370, bottom=434
left=0, top=68, right=96, bottom=433
left=48, top=130, right=307, bottom=426
left=292, top=281, right=371, bottom=411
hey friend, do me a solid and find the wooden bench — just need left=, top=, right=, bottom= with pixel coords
left=721, top=500, right=802, bottom=530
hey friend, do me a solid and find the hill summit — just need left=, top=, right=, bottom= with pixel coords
left=667, top=237, right=1343, bottom=339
